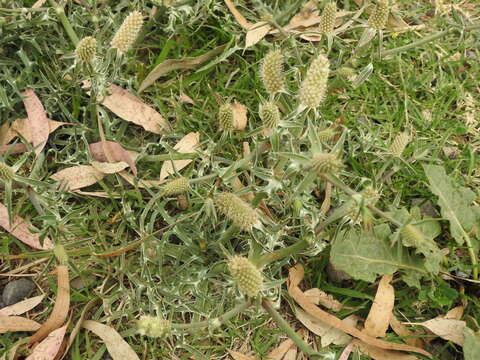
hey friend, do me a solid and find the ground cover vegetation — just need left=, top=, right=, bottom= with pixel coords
left=0, top=0, right=479, bottom=359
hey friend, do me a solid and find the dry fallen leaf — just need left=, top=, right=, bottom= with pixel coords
left=91, top=161, right=129, bottom=174
left=159, top=132, right=200, bottom=181
left=364, top=274, right=394, bottom=338
left=0, top=122, right=12, bottom=145
left=82, top=320, right=140, bottom=360
left=0, top=315, right=41, bottom=333
left=339, top=342, right=355, bottom=360
left=26, top=324, right=67, bottom=360
left=50, top=165, right=106, bottom=190
left=245, top=21, right=272, bottom=48
left=179, top=93, right=195, bottom=105
left=29, top=265, right=70, bottom=345
left=227, top=350, right=254, bottom=360
left=0, top=144, right=28, bottom=155
left=22, top=88, right=50, bottom=155
left=2, top=118, right=72, bottom=146
left=96, top=84, right=171, bottom=134
left=266, top=338, right=294, bottom=360
left=389, top=315, right=425, bottom=349
left=89, top=141, right=137, bottom=176
left=445, top=305, right=464, bottom=320
left=0, top=295, right=45, bottom=316
left=231, top=102, right=248, bottom=131
left=353, top=339, right=419, bottom=360
left=408, top=318, right=466, bottom=346
left=287, top=265, right=432, bottom=358
left=223, top=0, right=251, bottom=29
left=304, top=288, right=343, bottom=312
left=283, top=346, right=297, bottom=360
left=0, top=203, right=54, bottom=250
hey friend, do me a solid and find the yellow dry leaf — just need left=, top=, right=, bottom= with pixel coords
left=364, top=274, right=394, bottom=338
left=0, top=316, right=41, bottom=333
left=159, top=132, right=200, bottom=181
left=0, top=295, right=45, bottom=316
left=410, top=318, right=466, bottom=346
left=304, top=288, right=343, bottom=312
left=91, top=161, right=129, bottom=174
left=445, top=305, right=464, bottom=320
left=26, top=324, right=67, bottom=360
left=245, top=21, right=272, bottom=48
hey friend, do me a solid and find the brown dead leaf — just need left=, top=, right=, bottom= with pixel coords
left=0, top=123, right=10, bottom=145
left=0, top=295, right=44, bottom=316
left=364, top=274, right=394, bottom=338
left=50, top=165, right=106, bottom=190
left=82, top=320, right=140, bottom=360
left=0, top=316, right=41, bottom=333
left=227, top=350, right=255, bottom=360
left=29, top=265, right=70, bottom=345
left=89, top=141, right=137, bottom=176
left=26, top=324, right=67, bottom=360
left=339, top=342, right=355, bottom=360
left=408, top=318, right=466, bottom=346
left=245, top=21, right=272, bottom=48
left=287, top=265, right=432, bottom=358
left=389, top=315, right=425, bottom=349
left=223, top=0, right=251, bottom=29
left=445, top=306, right=464, bottom=320
left=2, top=118, right=72, bottom=146
left=231, top=102, right=248, bottom=131
left=179, top=93, right=195, bottom=105
left=0, top=203, right=54, bottom=250
left=138, top=45, right=227, bottom=93
left=266, top=338, right=294, bottom=359
left=0, top=144, right=28, bottom=155
left=353, top=340, right=419, bottom=360
left=91, top=161, right=129, bottom=174
left=304, top=288, right=343, bottom=312
left=22, top=88, right=49, bottom=155
left=283, top=346, right=297, bottom=360
left=159, top=132, right=200, bottom=181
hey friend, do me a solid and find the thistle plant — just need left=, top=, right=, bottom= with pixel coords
left=215, top=192, right=259, bottom=231
left=0, top=162, right=14, bottom=182
left=160, top=177, right=190, bottom=196
left=137, top=316, right=171, bottom=338
left=299, top=55, right=330, bottom=109
left=111, top=11, right=144, bottom=54
left=318, top=127, right=337, bottom=143
left=228, top=256, right=263, bottom=297
left=218, top=103, right=235, bottom=131
left=311, top=153, right=343, bottom=175
left=260, top=50, right=285, bottom=96
left=75, top=36, right=97, bottom=63
left=319, top=2, right=337, bottom=35
left=259, top=102, right=280, bottom=130
left=389, top=132, right=410, bottom=157
left=368, top=0, right=389, bottom=30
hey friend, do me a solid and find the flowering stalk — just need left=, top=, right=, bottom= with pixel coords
left=48, top=0, right=79, bottom=45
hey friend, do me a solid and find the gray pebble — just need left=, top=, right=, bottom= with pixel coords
left=2, top=278, right=36, bottom=306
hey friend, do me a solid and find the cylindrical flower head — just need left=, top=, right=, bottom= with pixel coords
left=215, top=192, right=259, bottom=231
left=311, top=153, right=343, bottom=175
left=218, top=103, right=235, bottom=131
left=161, top=177, right=190, bottom=196
left=319, top=2, right=337, bottom=35
left=0, top=162, right=14, bottom=182
left=401, top=224, right=424, bottom=248
left=299, top=55, right=330, bottom=108
left=261, top=50, right=285, bottom=96
left=75, top=36, right=97, bottom=62
left=389, top=132, right=410, bottom=157
left=368, top=0, right=389, bottom=30
left=137, top=316, right=171, bottom=338
left=259, top=102, right=280, bottom=129
left=228, top=256, right=263, bottom=297
left=111, top=11, right=143, bottom=54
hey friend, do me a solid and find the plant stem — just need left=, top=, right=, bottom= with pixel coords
left=261, top=299, right=323, bottom=358
left=140, top=153, right=200, bottom=162
left=256, top=239, right=310, bottom=268
left=48, top=0, right=79, bottom=46
left=171, top=300, right=251, bottom=331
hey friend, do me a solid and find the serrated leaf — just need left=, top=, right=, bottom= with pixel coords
left=330, top=224, right=426, bottom=282
left=464, top=327, right=480, bottom=360
left=423, top=165, right=479, bottom=245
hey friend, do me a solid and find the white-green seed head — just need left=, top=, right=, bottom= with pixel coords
left=261, top=50, right=285, bottom=96
left=161, top=177, right=190, bottom=196
left=75, top=36, right=97, bottom=62
left=389, top=132, right=410, bottom=157
left=228, top=255, right=263, bottom=297
left=368, top=0, right=389, bottom=30
left=259, top=102, right=280, bottom=129
left=111, top=11, right=143, bottom=54
left=0, top=162, right=14, bottom=182
left=137, top=316, right=171, bottom=338
left=319, top=2, right=337, bottom=35
left=311, top=153, right=343, bottom=175
left=299, top=55, right=330, bottom=108
left=218, top=103, right=235, bottom=131
left=215, top=192, right=259, bottom=231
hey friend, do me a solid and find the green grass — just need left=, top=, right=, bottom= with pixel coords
left=1, top=0, right=480, bottom=359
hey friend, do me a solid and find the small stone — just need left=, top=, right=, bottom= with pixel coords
left=2, top=278, right=36, bottom=306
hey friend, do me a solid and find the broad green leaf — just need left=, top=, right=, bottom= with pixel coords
left=464, top=327, right=480, bottom=360
left=423, top=165, right=479, bottom=245
left=330, top=224, right=427, bottom=282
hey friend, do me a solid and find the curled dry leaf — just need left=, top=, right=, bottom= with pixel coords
left=287, top=265, right=432, bottom=358
left=223, top=0, right=251, bottom=29
left=89, top=141, right=137, bottom=176
left=29, top=265, right=70, bottom=345
left=91, top=161, right=129, bottom=174
left=96, top=84, right=171, bottom=134
left=0, top=295, right=45, bottom=316
left=160, top=132, right=200, bottom=181
left=389, top=315, right=425, bottom=349
left=82, top=320, right=140, bottom=360
left=407, top=318, right=466, bottom=346
left=245, top=21, right=272, bottom=48
left=26, top=324, right=67, bottom=360
left=50, top=165, right=106, bottom=190
left=22, top=88, right=49, bottom=155
left=0, top=315, right=41, bottom=333
left=304, top=288, right=343, bottom=312
left=0, top=203, right=54, bottom=250
left=364, top=274, right=394, bottom=338
left=353, top=339, right=419, bottom=360
left=231, top=102, right=248, bottom=131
